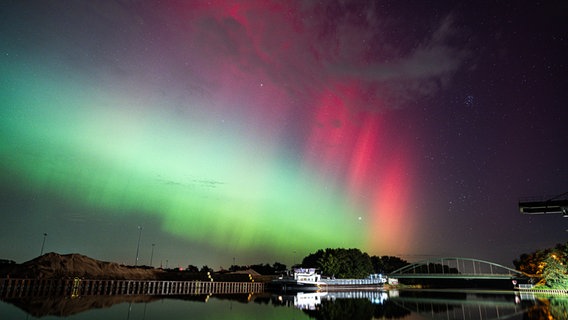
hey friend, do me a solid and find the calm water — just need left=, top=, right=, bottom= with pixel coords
left=1, top=289, right=567, bottom=319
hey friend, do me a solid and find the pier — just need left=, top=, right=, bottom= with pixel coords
left=0, top=278, right=264, bottom=298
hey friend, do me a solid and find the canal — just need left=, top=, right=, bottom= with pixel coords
left=1, top=287, right=567, bottom=319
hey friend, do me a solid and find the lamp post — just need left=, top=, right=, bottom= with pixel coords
left=135, top=226, right=143, bottom=266
left=40, top=233, right=48, bottom=256
left=150, top=243, right=155, bottom=267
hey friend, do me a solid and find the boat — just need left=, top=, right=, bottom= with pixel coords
left=269, top=268, right=387, bottom=292
left=269, top=268, right=323, bottom=292
left=319, top=273, right=387, bottom=291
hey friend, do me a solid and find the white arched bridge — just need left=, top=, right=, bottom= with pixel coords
left=388, top=257, right=534, bottom=280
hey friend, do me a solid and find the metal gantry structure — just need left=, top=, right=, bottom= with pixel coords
left=518, top=191, right=568, bottom=216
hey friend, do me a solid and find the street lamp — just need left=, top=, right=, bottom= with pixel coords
left=40, top=233, right=48, bottom=256
left=135, top=226, right=143, bottom=266
left=150, top=243, right=155, bottom=267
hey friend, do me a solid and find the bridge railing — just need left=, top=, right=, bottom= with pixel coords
left=388, top=257, right=533, bottom=279
left=0, top=278, right=265, bottom=299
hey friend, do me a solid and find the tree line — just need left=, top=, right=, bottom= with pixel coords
left=183, top=248, right=409, bottom=278
left=301, top=248, right=408, bottom=278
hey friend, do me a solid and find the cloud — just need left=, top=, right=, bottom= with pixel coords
left=180, top=0, right=470, bottom=111
left=6, top=1, right=467, bottom=115
left=325, top=13, right=467, bottom=108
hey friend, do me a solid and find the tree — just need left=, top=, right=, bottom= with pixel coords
left=370, top=256, right=385, bottom=273
left=200, top=265, right=213, bottom=273
left=317, top=250, right=340, bottom=276
left=226, top=262, right=287, bottom=274
left=514, top=242, right=568, bottom=289
left=229, top=264, right=248, bottom=272
left=272, top=262, right=287, bottom=273
left=302, top=249, right=324, bottom=268
left=302, top=248, right=374, bottom=278
left=541, top=252, right=568, bottom=289
left=514, top=250, right=548, bottom=275
left=186, top=265, right=199, bottom=273
left=376, top=256, right=409, bottom=273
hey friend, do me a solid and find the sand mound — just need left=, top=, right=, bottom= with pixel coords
left=6, top=252, right=162, bottom=280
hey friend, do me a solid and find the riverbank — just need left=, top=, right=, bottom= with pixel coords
left=0, top=253, right=273, bottom=283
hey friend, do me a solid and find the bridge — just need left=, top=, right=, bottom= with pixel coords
left=388, top=257, right=534, bottom=281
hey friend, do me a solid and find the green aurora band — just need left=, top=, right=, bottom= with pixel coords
left=1, top=60, right=366, bottom=259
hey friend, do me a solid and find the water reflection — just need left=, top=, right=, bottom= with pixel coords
left=273, top=291, right=388, bottom=310
left=273, top=291, right=410, bottom=319
left=2, top=294, right=157, bottom=318
left=1, top=290, right=567, bottom=319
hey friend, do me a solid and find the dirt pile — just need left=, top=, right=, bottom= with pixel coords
left=1, top=252, right=163, bottom=280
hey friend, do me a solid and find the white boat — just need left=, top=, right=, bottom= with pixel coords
left=270, top=268, right=387, bottom=292
left=320, top=273, right=387, bottom=290
left=269, top=268, right=324, bottom=292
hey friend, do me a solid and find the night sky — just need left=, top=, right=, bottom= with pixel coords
left=1, top=1, right=566, bottom=270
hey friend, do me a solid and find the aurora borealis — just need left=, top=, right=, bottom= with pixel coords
left=1, top=1, right=567, bottom=269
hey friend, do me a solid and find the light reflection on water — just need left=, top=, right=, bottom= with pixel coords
left=1, top=290, right=567, bottom=319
